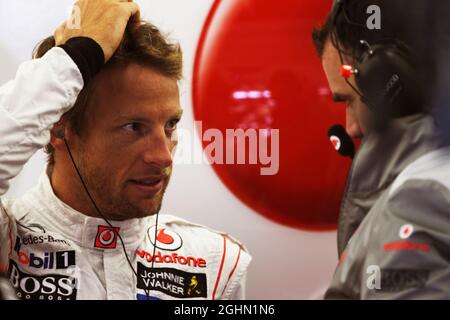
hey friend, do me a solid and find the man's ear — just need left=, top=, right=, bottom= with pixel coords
left=49, top=121, right=67, bottom=150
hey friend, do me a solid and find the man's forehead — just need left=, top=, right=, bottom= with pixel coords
left=95, top=63, right=179, bottom=94
left=322, top=39, right=343, bottom=75
left=86, top=63, right=182, bottom=122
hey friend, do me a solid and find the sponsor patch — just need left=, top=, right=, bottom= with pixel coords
left=148, top=227, right=183, bottom=251
left=399, top=224, right=414, bottom=239
left=383, top=240, right=431, bottom=252
left=8, top=260, right=77, bottom=300
left=137, top=263, right=207, bottom=299
left=380, top=269, right=429, bottom=292
left=95, top=226, right=120, bottom=249
left=136, top=249, right=207, bottom=268
left=19, top=234, right=71, bottom=247
left=17, top=250, right=75, bottom=270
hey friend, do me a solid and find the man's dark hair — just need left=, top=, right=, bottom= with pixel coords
left=312, top=0, right=437, bottom=60
left=33, top=21, right=183, bottom=166
left=312, top=0, right=438, bottom=112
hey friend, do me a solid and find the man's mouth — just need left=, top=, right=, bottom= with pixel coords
left=129, top=177, right=165, bottom=195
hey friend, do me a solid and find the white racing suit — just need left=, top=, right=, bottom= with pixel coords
left=0, top=47, right=251, bottom=300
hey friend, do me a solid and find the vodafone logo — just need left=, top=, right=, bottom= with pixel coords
left=148, top=227, right=183, bottom=251
left=399, top=224, right=414, bottom=239
left=330, top=135, right=341, bottom=151
left=136, top=249, right=207, bottom=268
left=95, top=226, right=120, bottom=249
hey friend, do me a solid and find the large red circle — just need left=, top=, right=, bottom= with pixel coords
left=192, top=0, right=351, bottom=231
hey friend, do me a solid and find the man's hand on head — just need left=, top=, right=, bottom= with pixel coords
left=54, top=0, right=140, bottom=63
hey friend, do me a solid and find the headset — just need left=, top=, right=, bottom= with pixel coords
left=330, top=0, right=425, bottom=121
left=55, top=126, right=159, bottom=298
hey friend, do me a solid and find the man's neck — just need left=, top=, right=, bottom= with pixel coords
left=49, top=162, right=101, bottom=219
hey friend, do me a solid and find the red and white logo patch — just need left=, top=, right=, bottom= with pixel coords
left=148, top=227, right=183, bottom=251
left=330, top=135, right=341, bottom=151
left=399, top=224, right=414, bottom=240
left=95, top=226, right=120, bottom=249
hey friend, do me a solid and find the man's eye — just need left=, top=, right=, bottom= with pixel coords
left=166, top=118, right=180, bottom=131
left=122, top=122, right=143, bottom=133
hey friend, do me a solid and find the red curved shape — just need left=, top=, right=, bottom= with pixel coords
left=157, top=229, right=175, bottom=245
left=192, top=0, right=351, bottom=231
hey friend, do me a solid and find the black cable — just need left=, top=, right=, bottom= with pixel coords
left=63, top=138, right=157, bottom=298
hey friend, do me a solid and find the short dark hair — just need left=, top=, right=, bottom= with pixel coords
left=33, top=21, right=183, bottom=166
left=312, top=0, right=437, bottom=60
left=312, top=0, right=438, bottom=113
left=311, top=16, right=331, bottom=57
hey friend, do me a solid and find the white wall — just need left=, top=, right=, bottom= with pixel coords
left=0, top=0, right=338, bottom=299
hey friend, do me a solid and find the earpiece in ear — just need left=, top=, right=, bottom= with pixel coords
left=54, top=126, right=65, bottom=139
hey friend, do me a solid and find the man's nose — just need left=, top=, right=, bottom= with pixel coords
left=142, top=131, right=173, bottom=169
left=346, top=107, right=362, bottom=138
